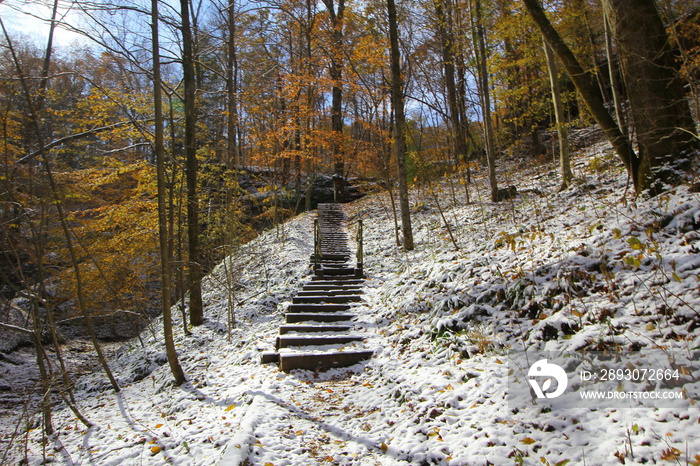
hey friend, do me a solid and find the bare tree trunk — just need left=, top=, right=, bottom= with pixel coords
left=429, top=184, right=459, bottom=250
left=226, top=0, right=240, bottom=169
left=322, top=0, right=346, bottom=202
left=471, top=0, right=499, bottom=202
left=166, top=101, right=189, bottom=337
left=543, top=40, right=572, bottom=190
left=153, top=0, right=186, bottom=386
left=36, top=0, right=59, bottom=111
left=387, top=0, right=414, bottom=251
left=521, top=0, right=639, bottom=187
left=30, top=306, right=53, bottom=436
left=434, top=0, right=469, bottom=167
left=601, top=0, right=698, bottom=194
left=180, top=0, right=203, bottom=326
left=386, top=182, right=401, bottom=247
left=603, top=12, right=627, bottom=137
left=454, top=2, right=476, bottom=186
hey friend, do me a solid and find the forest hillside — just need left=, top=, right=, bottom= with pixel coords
left=2, top=135, right=699, bottom=465
left=2, top=0, right=700, bottom=463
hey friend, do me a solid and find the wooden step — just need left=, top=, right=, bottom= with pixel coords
left=292, top=295, right=362, bottom=304
left=312, top=263, right=350, bottom=268
left=302, top=284, right=362, bottom=291
left=317, top=267, right=355, bottom=275
left=279, top=350, right=374, bottom=372
left=310, top=254, right=350, bottom=261
left=297, top=289, right=362, bottom=296
left=261, top=352, right=279, bottom=364
left=308, top=279, right=364, bottom=286
left=315, top=263, right=351, bottom=269
left=276, top=334, right=363, bottom=349
left=287, top=303, right=352, bottom=313
left=313, top=273, right=363, bottom=281
left=279, top=324, right=353, bottom=334
left=285, top=313, right=355, bottom=323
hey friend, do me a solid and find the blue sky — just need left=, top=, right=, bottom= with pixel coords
left=1, top=0, right=87, bottom=47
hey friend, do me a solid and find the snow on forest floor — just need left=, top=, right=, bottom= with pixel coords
left=2, top=140, right=700, bottom=465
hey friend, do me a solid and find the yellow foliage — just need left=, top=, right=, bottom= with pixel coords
left=50, top=163, right=160, bottom=317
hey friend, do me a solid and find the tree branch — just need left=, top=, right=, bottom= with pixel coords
left=17, top=119, right=154, bottom=164
left=0, top=322, right=33, bottom=335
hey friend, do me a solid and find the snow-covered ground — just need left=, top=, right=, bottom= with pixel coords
left=2, top=141, right=700, bottom=465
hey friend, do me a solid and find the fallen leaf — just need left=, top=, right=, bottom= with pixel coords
left=155, top=424, right=163, bottom=429
left=150, top=446, right=161, bottom=455
left=225, top=404, right=235, bottom=412
left=660, top=447, right=681, bottom=461
left=380, top=442, right=388, bottom=452
left=627, top=237, right=643, bottom=250
left=521, top=437, right=536, bottom=445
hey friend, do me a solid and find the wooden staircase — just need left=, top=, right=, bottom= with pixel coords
left=262, top=203, right=373, bottom=372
